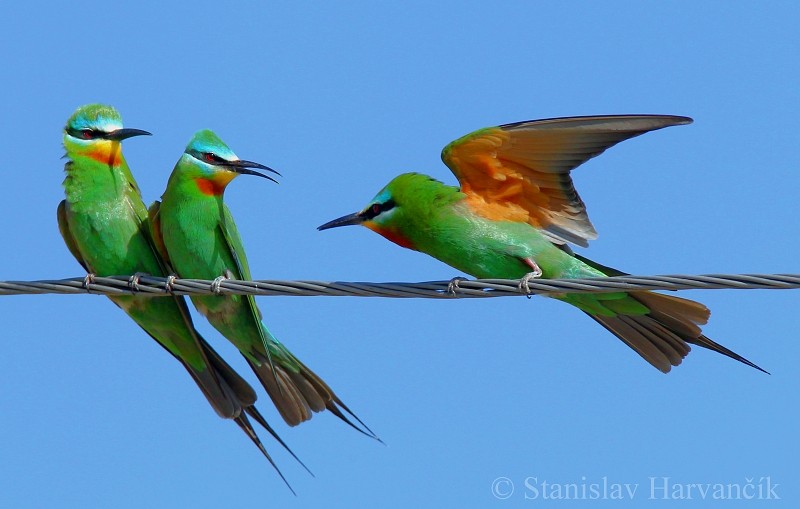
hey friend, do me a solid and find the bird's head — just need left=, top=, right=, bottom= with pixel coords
left=63, top=104, right=151, bottom=165
left=178, top=129, right=280, bottom=196
left=318, top=173, right=452, bottom=250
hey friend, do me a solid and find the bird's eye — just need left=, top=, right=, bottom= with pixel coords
left=364, top=200, right=395, bottom=220
left=203, top=152, right=216, bottom=163
left=80, top=129, right=93, bottom=140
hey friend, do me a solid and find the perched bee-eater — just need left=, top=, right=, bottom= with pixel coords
left=150, top=129, right=375, bottom=437
left=58, top=105, right=298, bottom=482
left=319, top=115, right=763, bottom=374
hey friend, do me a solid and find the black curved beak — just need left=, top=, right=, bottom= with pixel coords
left=318, top=212, right=364, bottom=231
left=106, top=128, right=152, bottom=141
left=225, top=159, right=281, bottom=183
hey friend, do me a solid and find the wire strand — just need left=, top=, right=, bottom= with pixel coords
left=1, top=273, right=798, bottom=298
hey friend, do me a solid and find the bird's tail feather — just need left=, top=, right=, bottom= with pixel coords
left=233, top=412, right=296, bottom=495
left=180, top=336, right=258, bottom=419
left=575, top=255, right=765, bottom=373
left=181, top=338, right=312, bottom=482
left=587, top=309, right=691, bottom=373
left=248, top=357, right=380, bottom=441
left=245, top=406, right=314, bottom=476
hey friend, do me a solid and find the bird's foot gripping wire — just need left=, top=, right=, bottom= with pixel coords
left=447, top=276, right=469, bottom=297
left=518, top=258, right=543, bottom=298
left=82, top=273, right=96, bottom=293
left=127, top=272, right=148, bottom=294
left=210, top=269, right=235, bottom=295
left=164, top=274, right=178, bottom=294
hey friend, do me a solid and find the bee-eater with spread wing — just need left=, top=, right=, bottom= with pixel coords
left=58, top=105, right=301, bottom=485
left=149, top=129, right=376, bottom=438
left=319, top=115, right=764, bottom=374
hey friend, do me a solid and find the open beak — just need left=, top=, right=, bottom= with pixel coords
left=225, top=159, right=282, bottom=183
left=317, top=212, right=364, bottom=231
left=106, top=128, right=152, bottom=141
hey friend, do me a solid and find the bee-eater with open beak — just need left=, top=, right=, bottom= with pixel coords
left=58, top=105, right=300, bottom=486
left=150, top=129, right=376, bottom=438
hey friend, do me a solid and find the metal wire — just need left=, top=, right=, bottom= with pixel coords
left=1, top=273, right=798, bottom=298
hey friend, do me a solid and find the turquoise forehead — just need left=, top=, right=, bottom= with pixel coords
left=185, top=129, right=238, bottom=159
left=66, top=104, right=122, bottom=130
left=371, top=185, right=394, bottom=204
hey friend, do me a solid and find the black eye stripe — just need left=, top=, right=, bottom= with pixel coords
left=67, top=127, right=101, bottom=140
left=199, top=151, right=227, bottom=164
left=363, top=199, right=396, bottom=219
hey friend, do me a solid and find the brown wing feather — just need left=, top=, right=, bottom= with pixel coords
left=441, top=115, right=692, bottom=246
left=57, top=200, right=90, bottom=272
left=146, top=200, right=174, bottom=271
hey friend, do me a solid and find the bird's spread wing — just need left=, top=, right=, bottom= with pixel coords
left=441, top=115, right=692, bottom=247
left=56, top=200, right=90, bottom=272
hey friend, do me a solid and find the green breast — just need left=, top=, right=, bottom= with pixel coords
left=410, top=203, right=577, bottom=280
left=160, top=194, right=227, bottom=280
left=63, top=158, right=160, bottom=277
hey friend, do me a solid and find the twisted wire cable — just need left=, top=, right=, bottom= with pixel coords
left=1, top=273, right=798, bottom=298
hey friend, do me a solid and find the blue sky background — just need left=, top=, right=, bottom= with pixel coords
left=1, top=2, right=797, bottom=507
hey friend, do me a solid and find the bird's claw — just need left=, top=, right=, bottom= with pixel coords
left=211, top=274, right=229, bottom=295
left=447, top=276, right=468, bottom=297
left=518, top=262, right=543, bottom=298
left=211, top=270, right=235, bottom=295
left=82, top=273, right=96, bottom=293
left=128, top=272, right=147, bottom=293
left=165, top=274, right=178, bottom=294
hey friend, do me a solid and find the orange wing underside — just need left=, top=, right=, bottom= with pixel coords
left=442, top=115, right=693, bottom=246
left=454, top=130, right=578, bottom=228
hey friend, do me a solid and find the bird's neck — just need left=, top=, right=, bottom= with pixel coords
left=193, top=172, right=236, bottom=197
left=372, top=184, right=466, bottom=252
left=169, top=156, right=238, bottom=197
left=163, top=167, right=227, bottom=210
left=67, top=139, right=124, bottom=167
left=62, top=151, right=138, bottom=205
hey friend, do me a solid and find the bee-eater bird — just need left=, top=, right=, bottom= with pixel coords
left=149, top=129, right=376, bottom=437
left=318, top=115, right=764, bottom=374
left=58, top=105, right=301, bottom=484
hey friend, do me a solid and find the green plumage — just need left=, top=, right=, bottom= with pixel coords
left=153, top=130, right=375, bottom=436
left=363, top=173, right=650, bottom=317
left=321, top=170, right=763, bottom=374
left=58, top=105, right=297, bottom=480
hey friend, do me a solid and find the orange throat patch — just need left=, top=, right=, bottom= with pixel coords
left=195, top=172, right=237, bottom=196
left=365, top=222, right=416, bottom=250
left=85, top=141, right=123, bottom=166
